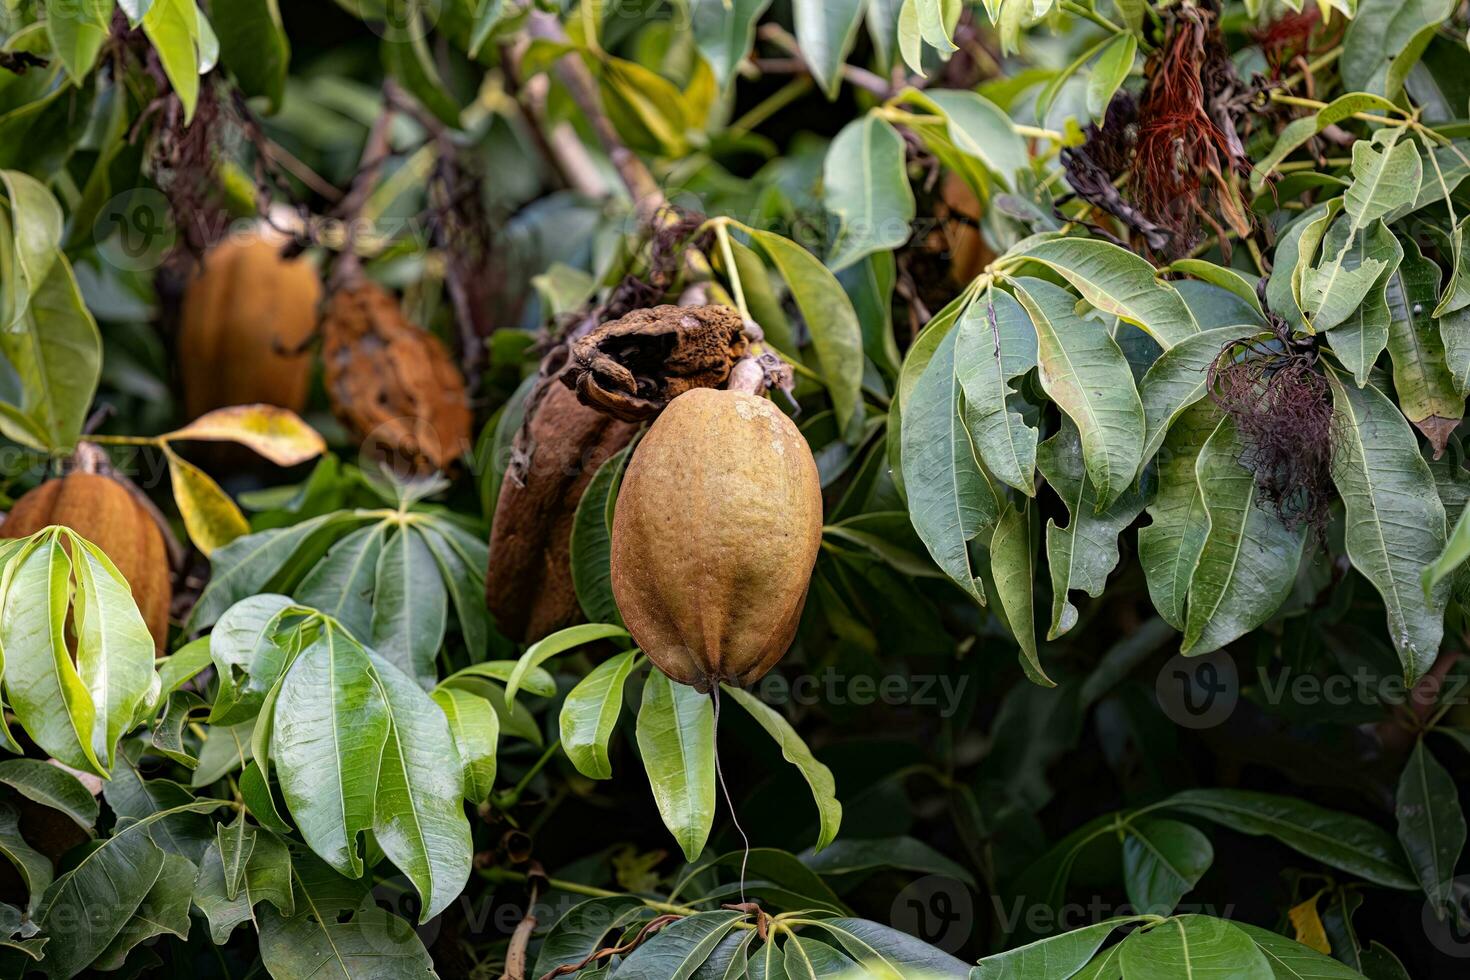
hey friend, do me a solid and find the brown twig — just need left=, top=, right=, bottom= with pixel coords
left=525, top=11, right=666, bottom=222
left=539, top=914, right=683, bottom=979
left=500, top=861, right=549, bottom=980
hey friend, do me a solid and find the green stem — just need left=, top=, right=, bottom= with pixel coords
left=715, top=222, right=750, bottom=321
left=478, top=867, right=700, bottom=916
left=728, top=77, right=812, bottom=137
left=1058, top=1, right=1152, bottom=51
left=85, top=434, right=161, bottom=447
left=496, top=738, right=562, bottom=809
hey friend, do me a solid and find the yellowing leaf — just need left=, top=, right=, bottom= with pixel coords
left=1288, top=893, right=1330, bottom=954
left=165, top=447, right=250, bottom=556
left=162, top=405, right=326, bottom=466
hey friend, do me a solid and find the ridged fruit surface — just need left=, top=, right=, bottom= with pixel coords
left=321, top=280, right=472, bottom=473
left=610, top=388, right=822, bottom=689
left=2, top=473, right=171, bottom=651
left=178, top=230, right=322, bottom=418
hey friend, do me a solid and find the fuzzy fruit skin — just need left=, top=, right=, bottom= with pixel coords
left=1, top=474, right=171, bottom=652
left=179, top=231, right=323, bottom=419
left=610, top=388, right=822, bottom=690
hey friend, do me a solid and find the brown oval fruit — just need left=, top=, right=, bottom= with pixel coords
left=321, top=280, right=472, bottom=474
left=2, top=473, right=171, bottom=652
left=178, top=229, right=323, bottom=419
left=610, top=388, right=822, bottom=690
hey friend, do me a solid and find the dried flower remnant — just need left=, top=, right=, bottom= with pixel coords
left=1206, top=319, right=1335, bottom=537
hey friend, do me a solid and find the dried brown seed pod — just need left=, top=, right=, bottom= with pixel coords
left=486, top=382, right=637, bottom=641
left=610, top=388, right=822, bottom=690
left=178, top=229, right=322, bottom=418
left=562, top=304, right=747, bottom=422
left=1, top=473, right=172, bottom=652
left=321, top=280, right=472, bottom=474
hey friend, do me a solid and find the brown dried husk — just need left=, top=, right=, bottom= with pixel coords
left=486, top=382, right=637, bottom=641
left=933, top=174, right=995, bottom=285
left=1, top=473, right=172, bottom=652
left=610, top=388, right=823, bottom=690
left=562, top=304, right=747, bottom=421
left=178, top=229, right=322, bottom=418
left=321, top=280, right=472, bottom=474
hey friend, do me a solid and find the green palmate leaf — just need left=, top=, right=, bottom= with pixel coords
left=1342, top=131, right=1422, bottom=233
left=296, top=522, right=387, bottom=640
left=722, top=685, right=841, bottom=852
left=1138, top=325, right=1262, bottom=472
left=0, top=801, right=50, bottom=917
left=0, top=535, right=102, bottom=773
left=1139, top=401, right=1220, bottom=633
left=1322, top=221, right=1402, bottom=385
left=803, top=917, right=968, bottom=976
left=218, top=814, right=254, bottom=902
left=206, top=593, right=300, bottom=725
left=637, top=672, right=716, bottom=862
left=69, top=537, right=157, bottom=769
left=911, top=88, right=1030, bottom=191
left=44, top=0, right=112, bottom=83
left=747, top=228, right=865, bottom=435
left=1122, top=818, right=1213, bottom=916
left=187, top=513, right=365, bottom=630
left=690, top=0, right=772, bottom=91
left=1342, top=0, right=1456, bottom=98
left=1327, top=371, right=1448, bottom=681
left=257, top=890, right=434, bottom=979
left=371, top=526, right=447, bottom=689
left=1118, top=916, right=1272, bottom=980
left=1249, top=93, right=1400, bottom=194
left=1012, top=277, right=1144, bottom=512
left=369, top=653, right=473, bottom=922
left=431, top=686, right=499, bottom=803
left=1235, top=923, right=1374, bottom=980
left=1181, top=417, right=1306, bottom=656
left=954, top=286, right=1038, bottom=495
left=34, top=823, right=165, bottom=978
left=890, top=289, right=968, bottom=500
left=142, top=0, right=207, bottom=121
left=1038, top=419, right=1146, bottom=640
left=785, top=936, right=856, bottom=977
left=973, top=917, right=1136, bottom=979
left=0, top=172, right=101, bottom=452
left=1395, top=738, right=1466, bottom=913
left=901, top=325, right=995, bottom=603
left=1384, top=239, right=1462, bottom=455
left=213, top=0, right=289, bottom=113
left=560, top=650, right=638, bottom=780
left=1267, top=205, right=1327, bottom=330
left=1013, top=237, right=1200, bottom=348
left=416, top=518, right=491, bottom=659
left=0, top=758, right=98, bottom=828
left=570, top=447, right=629, bottom=626
left=504, top=622, right=628, bottom=709
left=791, top=0, right=866, bottom=98
left=824, top=116, right=915, bottom=272
left=1305, top=219, right=1395, bottom=332
left=1164, top=789, right=1417, bottom=889
left=991, top=500, right=1046, bottom=686
left=532, top=896, right=649, bottom=979
left=1086, top=33, right=1136, bottom=124
left=271, top=628, right=387, bottom=879
left=192, top=829, right=294, bottom=944
left=92, top=850, right=195, bottom=970
left=614, top=909, right=744, bottom=979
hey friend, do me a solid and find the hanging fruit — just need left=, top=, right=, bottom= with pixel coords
left=609, top=388, right=822, bottom=690
left=1, top=473, right=172, bottom=652
left=178, top=228, right=323, bottom=418
left=320, top=279, right=472, bottom=474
